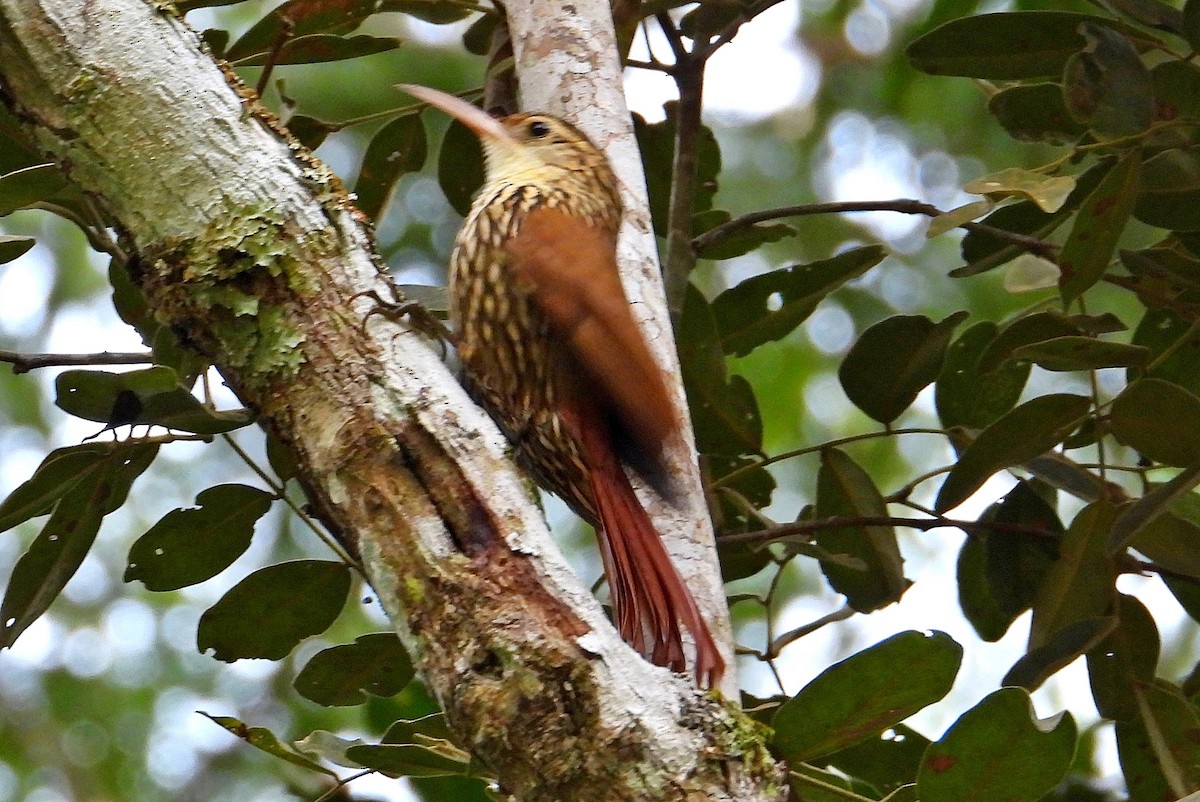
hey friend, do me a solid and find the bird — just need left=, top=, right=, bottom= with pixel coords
left=397, top=84, right=723, bottom=688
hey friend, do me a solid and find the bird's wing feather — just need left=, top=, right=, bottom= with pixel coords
left=504, top=206, right=677, bottom=457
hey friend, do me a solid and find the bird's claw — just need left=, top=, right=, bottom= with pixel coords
left=353, top=286, right=454, bottom=355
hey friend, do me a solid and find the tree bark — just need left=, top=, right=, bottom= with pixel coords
left=0, top=0, right=782, bottom=799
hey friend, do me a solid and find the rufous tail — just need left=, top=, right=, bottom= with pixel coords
left=580, top=424, right=725, bottom=689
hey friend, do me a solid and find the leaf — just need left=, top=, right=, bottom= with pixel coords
left=984, top=481, right=1062, bottom=619
left=1132, top=308, right=1200, bottom=395
left=1028, top=502, right=1117, bottom=652
left=712, top=245, right=884, bottom=357
left=935, top=322, right=1030, bottom=430
left=197, top=560, right=352, bottom=661
left=918, top=688, right=1076, bottom=802
left=934, top=394, right=1091, bottom=513
left=0, top=163, right=67, bottom=216
left=987, top=83, right=1088, bottom=144
left=355, top=112, right=427, bottom=221
left=1087, top=593, right=1160, bottom=721
left=1059, top=150, right=1140, bottom=306
left=1111, top=379, right=1200, bottom=467
left=437, top=116, right=485, bottom=217
left=202, top=713, right=336, bottom=776
left=822, top=725, right=932, bottom=795
left=224, top=0, right=378, bottom=61
left=125, top=484, right=274, bottom=591
left=1123, top=680, right=1200, bottom=797
left=55, top=367, right=253, bottom=435
left=1134, top=148, right=1200, bottom=231
left=1128, top=498, right=1200, bottom=578
left=0, top=235, right=34, bottom=264
left=977, top=311, right=1087, bottom=373
left=230, top=34, right=402, bottom=66
left=1187, top=0, right=1200, bottom=51
left=964, top=169, right=1076, bottom=213
left=906, top=12, right=1127, bottom=80
left=1108, top=463, right=1200, bottom=553
left=814, top=448, right=908, bottom=612
left=1100, top=0, right=1184, bottom=33
left=1004, top=616, right=1117, bottom=691
left=293, top=633, right=414, bottom=706
left=0, top=443, right=157, bottom=648
left=287, top=115, right=335, bottom=150
left=692, top=209, right=797, bottom=261
left=380, top=0, right=474, bottom=24
left=634, top=108, right=720, bottom=236
left=1009, top=336, right=1149, bottom=371
left=0, top=443, right=116, bottom=533
left=772, top=631, right=962, bottom=762
left=838, top=311, right=968, bottom=424
left=1062, top=23, right=1154, bottom=140
left=345, top=743, right=470, bottom=778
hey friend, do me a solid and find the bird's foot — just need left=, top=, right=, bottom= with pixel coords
left=353, top=286, right=455, bottom=354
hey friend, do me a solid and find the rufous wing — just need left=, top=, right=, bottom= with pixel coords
left=505, top=206, right=678, bottom=458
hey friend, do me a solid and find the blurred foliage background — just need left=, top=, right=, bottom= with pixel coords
left=2, top=0, right=1199, bottom=800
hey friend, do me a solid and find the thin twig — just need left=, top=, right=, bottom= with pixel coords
left=0, top=349, right=153, bottom=374
left=719, top=514, right=1060, bottom=546
left=767, top=604, right=855, bottom=658
left=691, top=199, right=1059, bottom=260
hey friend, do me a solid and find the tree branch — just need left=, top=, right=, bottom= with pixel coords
left=0, top=349, right=154, bottom=374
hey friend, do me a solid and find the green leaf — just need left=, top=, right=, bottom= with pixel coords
left=1004, top=616, right=1117, bottom=691
left=345, top=743, right=470, bottom=778
left=1062, top=24, right=1154, bottom=140
left=1132, top=308, right=1200, bottom=396
left=0, top=163, right=67, bottom=216
left=934, top=394, right=1091, bottom=513
left=935, top=322, right=1030, bottom=430
left=1111, top=378, right=1200, bottom=467
left=230, top=34, right=402, bottom=66
left=293, top=633, right=414, bottom=706
left=380, top=0, right=473, bottom=24
left=712, top=245, right=884, bottom=357
left=635, top=108, right=720, bottom=236
left=987, top=83, right=1088, bottom=144
left=1134, top=148, right=1200, bottom=231
left=201, top=713, right=336, bottom=776
left=964, top=169, right=1076, bottom=213
left=1186, top=0, right=1200, bottom=51
left=1028, top=502, right=1117, bottom=652
left=984, top=481, right=1062, bottom=620
left=224, top=0, right=378, bottom=61
left=839, top=311, right=968, bottom=424
left=1128, top=496, right=1200, bottom=578
left=1087, top=593, right=1160, bottom=721
left=1009, top=336, right=1149, bottom=371
left=0, top=443, right=116, bottom=533
left=1108, top=463, right=1200, bottom=553
left=772, top=631, right=962, bottom=762
left=355, top=112, right=427, bottom=221
left=125, top=484, right=274, bottom=591
left=55, top=367, right=252, bottom=435
left=1122, top=680, right=1200, bottom=798
left=822, top=724, right=932, bottom=795
left=287, top=115, right=335, bottom=150
left=1059, top=150, right=1140, bottom=306
left=197, top=560, right=352, bottom=661
left=0, top=443, right=157, bottom=648
left=918, top=688, right=1077, bottom=802
left=0, top=234, right=34, bottom=264
left=977, top=311, right=1088, bottom=373
left=1100, top=0, right=1184, bottom=33
left=814, top=448, right=908, bottom=612
left=906, top=12, right=1125, bottom=80
left=437, top=116, right=485, bottom=217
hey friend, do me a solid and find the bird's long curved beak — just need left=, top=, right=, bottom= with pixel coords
left=397, top=84, right=515, bottom=144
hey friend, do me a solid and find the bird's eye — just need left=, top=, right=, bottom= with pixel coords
left=527, top=120, right=551, bottom=138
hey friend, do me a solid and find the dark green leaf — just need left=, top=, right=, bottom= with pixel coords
left=294, top=633, right=414, bottom=706
left=1059, top=150, right=1140, bottom=305
left=125, top=484, right=274, bottom=591
left=266, top=432, right=300, bottom=482
left=225, top=0, right=377, bottom=61
left=839, top=311, right=968, bottom=424
left=957, top=536, right=1011, bottom=642
left=0, top=163, right=67, bottom=216
left=987, top=83, right=1087, bottom=144
left=984, top=480, right=1062, bottom=620
left=437, top=117, right=485, bottom=217
left=935, top=394, right=1091, bottom=513
left=1087, top=594, right=1160, bottom=720
left=814, top=448, right=908, bottom=612
left=634, top=108, right=720, bottom=236
left=1111, top=378, right=1200, bottom=467
left=788, top=763, right=879, bottom=802
left=692, top=209, right=796, bottom=261
left=936, top=321, right=1030, bottom=430
left=1134, top=148, right=1200, bottom=231
left=197, top=560, right=352, bottom=661
left=1120, top=680, right=1200, bottom=796
left=906, top=12, right=1124, bottom=80
left=0, top=443, right=115, bottom=533
left=918, top=688, right=1077, bottom=802
left=772, top=631, right=961, bottom=762
left=287, top=115, right=334, bottom=150
left=201, top=713, right=336, bottom=776
left=1004, top=616, right=1117, bottom=690
left=977, top=311, right=1086, bottom=373
left=712, top=245, right=884, bottom=357
left=55, top=367, right=253, bottom=435
left=1062, top=24, right=1154, bottom=140
left=1186, top=0, right=1200, bottom=51
left=1099, top=0, right=1183, bottom=33
left=231, top=34, right=402, bottom=66
left=1010, top=336, right=1149, bottom=371
left=356, top=113, right=427, bottom=221
left=380, top=0, right=473, bottom=23
left=1131, top=308, right=1200, bottom=396
left=462, top=13, right=498, bottom=55
left=345, top=743, right=469, bottom=777
left=0, top=443, right=157, bottom=648
left=0, top=235, right=34, bottom=264
left=1164, top=573, right=1200, bottom=623
left=381, top=713, right=456, bottom=745
left=1129, top=496, right=1200, bottom=578
left=1108, top=463, right=1200, bottom=552
left=1150, top=60, right=1200, bottom=126
left=823, top=724, right=931, bottom=795
left=1028, top=502, right=1117, bottom=651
